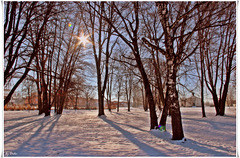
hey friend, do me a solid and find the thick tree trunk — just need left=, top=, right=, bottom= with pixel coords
left=219, top=99, right=226, bottom=116
left=144, top=96, right=148, bottom=112
left=167, top=59, right=184, bottom=140
left=57, top=95, right=65, bottom=115
left=134, top=50, right=158, bottom=129
left=42, top=82, right=50, bottom=116
left=127, top=100, right=131, bottom=112
left=141, top=83, right=148, bottom=111
left=98, top=92, right=105, bottom=116
left=95, top=50, right=105, bottom=116
left=212, top=92, right=220, bottom=115
left=97, top=66, right=105, bottom=116
left=38, top=91, right=43, bottom=115
left=219, top=74, right=230, bottom=116
left=96, top=74, right=105, bottom=116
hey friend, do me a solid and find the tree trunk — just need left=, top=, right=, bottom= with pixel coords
left=42, top=82, right=50, bottom=116
left=141, top=83, right=148, bottom=111
left=37, top=91, right=43, bottom=115
left=97, top=61, right=105, bottom=116
left=219, top=70, right=231, bottom=116
left=127, top=100, right=131, bottom=112
left=98, top=91, right=105, bottom=116
left=57, top=95, right=65, bottom=115
left=107, top=80, right=111, bottom=112
left=200, top=54, right=206, bottom=117
left=134, top=50, right=158, bottom=129
left=212, top=91, right=220, bottom=115
left=167, top=58, right=184, bottom=140
left=117, top=91, right=120, bottom=112
left=144, top=96, right=148, bottom=112
left=151, top=50, right=165, bottom=110
left=125, top=79, right=131, bottom=112
left=201, top=80, right=206, bottom=117
left=159, top=88, right=169, bottom=127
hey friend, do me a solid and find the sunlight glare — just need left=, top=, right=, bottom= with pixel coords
left=75, top=32, right=90, bottom=47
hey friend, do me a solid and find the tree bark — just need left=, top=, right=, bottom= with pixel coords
left=134, top=49, right=158, bottom=129
left=167, top=58, right=184, bottom=140
left=159, top=88, right=169, bottom=126
left=200, top=52, right=206, bottom=117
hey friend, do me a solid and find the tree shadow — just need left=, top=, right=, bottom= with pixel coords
left=183, top=117, right=236, bottom=130
left=39, top=115, right=61, bottom=155
left=100, top=117, right=168, bottom=156
left=5, top=114, right=40, bottom=122
left=4, top=117, right=44, bottom=133
left=113, top=122, right=149, bottom=132
left=4, top=119, right=44, bottom=144
left=6, top=115, right=61, bottom=156
left=150, top=130, right=234, bottom=156
left=223, top=114, right=236, bottom=119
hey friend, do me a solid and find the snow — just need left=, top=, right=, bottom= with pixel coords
left=4, top=107, right=236, bottom=157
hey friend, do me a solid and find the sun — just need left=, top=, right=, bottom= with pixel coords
left=75, top=32, right=90, bottom=47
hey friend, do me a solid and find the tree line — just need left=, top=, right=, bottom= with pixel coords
left=4, top=2, right=236, bottom=140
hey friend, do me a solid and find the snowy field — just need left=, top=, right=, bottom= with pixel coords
left=4, top=107, right=236, bottom=157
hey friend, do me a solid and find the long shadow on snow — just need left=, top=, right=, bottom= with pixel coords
left=4, top=118, right=46, bottom=144
left=4, top=113, right=40, bottom=122
left=150, top=130, right=233, bottom=156
left=182, top=117, right=236, bottom=130
left=223, top=114, right=236, bottom=119
left=10, top=115, right=61, bottom=156
left=4, top=117, right=44, bottom=133
left=39, top=115, right=62, bottom=156
left=100, top=117, right=167, bottom=156
left=113, top=122, right=148, bottom=132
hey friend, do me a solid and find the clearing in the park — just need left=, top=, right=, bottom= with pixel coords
left=4, top=107, right=236, bottom=156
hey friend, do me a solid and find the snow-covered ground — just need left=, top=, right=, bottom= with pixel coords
left=4, top=107, right=236, bottom=157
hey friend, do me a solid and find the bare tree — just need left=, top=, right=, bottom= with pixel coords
left=113, top=60, right=124, bottom=112
left=81, top=85, right=95, bottom=110
left=106, top=64, right=114, bottom=112
left=200, top=2, right=236, bottom=116
left=90, top=1, right=159, bottom=129
left=123, top=67, right=133, bottom=112
left=142, top=1, right=235, bottom=139
left=79, top=2, right=117, bottom=116
left=4, top=2, right=55, bottom=106
left=140, top=3, right=167, bottom=113
left=30, top=3, right=89, bottom=116
left=143, top=2, right=211, bottom=140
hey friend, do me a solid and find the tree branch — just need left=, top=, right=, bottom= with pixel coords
left=142, top=37, right=167, bottom=56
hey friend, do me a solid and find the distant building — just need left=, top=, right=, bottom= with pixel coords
left=66, top=97, right=98, bottom=110
left=180, top=96, right=201, bottom=107
left=104, top=101, right=128, bottom=109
